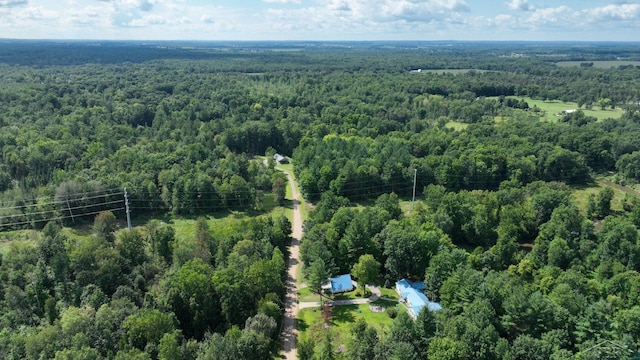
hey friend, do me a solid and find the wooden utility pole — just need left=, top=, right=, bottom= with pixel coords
left=412, top=168, right=417, bottom=210
left=124, top=187, right=131, bottom=230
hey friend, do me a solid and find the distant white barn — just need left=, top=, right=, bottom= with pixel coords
left=273, top=153, right=289, bottom=164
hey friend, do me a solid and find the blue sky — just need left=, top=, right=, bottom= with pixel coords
left=0, top=0, right=638, bottom=41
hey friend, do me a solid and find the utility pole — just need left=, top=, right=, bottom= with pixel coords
left=124, top=187, right=131, bottom=231
left=66, top=198, right=75, bottom=224
left=411, top=168, right=417, bottom=210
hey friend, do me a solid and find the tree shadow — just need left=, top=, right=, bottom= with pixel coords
left=297, top=318, right=309, bottom=332
left=284, top=199, right=295, bottom=210
left=331, top=305, right=358, bottom=325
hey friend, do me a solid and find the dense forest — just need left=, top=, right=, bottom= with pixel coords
left=1, top=40, right=640, bottom=359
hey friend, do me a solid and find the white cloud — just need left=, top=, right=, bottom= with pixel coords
left=492, top=13, right=513, bottom=24
left=276, top=0, right=471, bottom=25
left=65, top=6, right=104, bottom=25
left=129, top=13, right=165, bottom=26
left=506, top=0, right=533, bottom=11
left=328, top=0, right=351, bottom=12
left=257, top=0, right=472, bottom=40
left=139, top=0, right=153, bottom=12
left=526, top=5, right=572, bottom=25
left=263, top=0, right=301, bottom=4
left=485, top=2, right=640, bottom=38
left=96, top=0, right=155, bottom=11
left=17, top=5, right=56, bottom=20
left=585, top=3, right=640, bottom=21
left=120, top=0, right=154, bottom=11
left=0, top=0, right=27, bottom=7
left=377, top=0, right=470, bottom=23
left=201, top=14, right=214, bottom=24
left=0, top=0, right=637, bottom=41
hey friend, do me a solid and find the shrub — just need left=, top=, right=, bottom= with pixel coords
left=386, top=307, right=398, bottom=319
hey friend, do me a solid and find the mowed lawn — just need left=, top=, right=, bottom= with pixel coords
left=297, top=299, right=405, bottom=352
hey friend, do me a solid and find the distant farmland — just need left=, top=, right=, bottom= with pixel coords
left=413, top=69, right=491, bottom=75
left=555, top=61, right=640, bottom=69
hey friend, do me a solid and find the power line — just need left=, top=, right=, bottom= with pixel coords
left=0, top=207, right=126, bottom=229
left=0, top=169, right=599, bottom=229
left=0, top=190, right=123, bottom=211
left=0, top=199, right=124, bottom=219
left=0, top=186, right=123, bottom=204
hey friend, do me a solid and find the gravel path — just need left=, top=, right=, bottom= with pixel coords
left=280, top=169, right=302, bottom=360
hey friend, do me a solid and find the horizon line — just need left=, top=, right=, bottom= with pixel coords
left=1, top=38, right=640, bottom=44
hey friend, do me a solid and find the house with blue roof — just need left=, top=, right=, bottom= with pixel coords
left=396, top=279, right=442, bottom=319
left=329, top=274, right=354, bottom=293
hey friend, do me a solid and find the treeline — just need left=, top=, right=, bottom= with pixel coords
left=0, top=212, right=291, bottom=359
left=292, top=109, right=640, bottom=202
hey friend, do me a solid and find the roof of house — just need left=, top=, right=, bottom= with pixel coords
left=330, top=274, right=354, bottom=293
left=406, top=289, right=429, bottom=309
left=396, top=279, right=442, bottom=316
left=396, top=279, right=426, bottom=293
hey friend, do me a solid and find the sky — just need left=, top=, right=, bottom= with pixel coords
left=0, top=0, right=638, bottom=41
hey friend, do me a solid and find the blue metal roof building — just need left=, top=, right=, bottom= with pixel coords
left=396, top=279, right=442, bottom=319
left=330, top=274, right=354, bottom=293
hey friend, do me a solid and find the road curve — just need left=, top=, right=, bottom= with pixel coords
left=280, top=169, right=303, bottom=360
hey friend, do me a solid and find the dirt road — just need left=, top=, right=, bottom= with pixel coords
left=280, top=170, right=303, bottom=360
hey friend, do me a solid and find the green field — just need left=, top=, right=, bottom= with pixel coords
left=555, top=61, right=640, bottom=69
left=496, top=96, right=624, bottom=122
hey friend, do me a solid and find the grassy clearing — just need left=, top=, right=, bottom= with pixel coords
left=297, top=299, right=404, bottom=350
left=348, top=198, right=422, bottom=228
left=497, top=96, right=624, bottom=122
left=571, top=179, right=631, bottom=215
left=555, top=61, right=640, bottom=69
left=0, top=229, right=38, bottom=254
left=170, top=211, right=252, bottom=240
left=444, top=121, right=469, bottom=131
left=400, top=199, right=420, bottom=214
